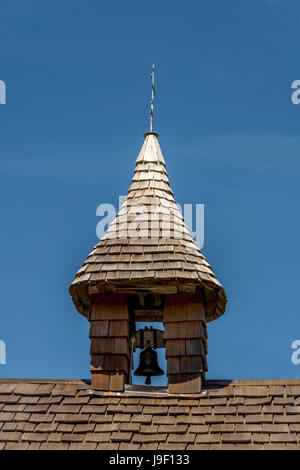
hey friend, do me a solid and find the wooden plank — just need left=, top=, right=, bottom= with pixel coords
left=164, top=321, right=205, bottom=339
left=90, top=355, right=104, bottom=371
left=89, top=321, right=109, bottom=338
left=164, top=292, right=204, bottom=323
left=116, top=285, right=177, bottom=294
left=91, top=293, right=129, bottom=320
left=186, top=299, right=205, bottom=322
left=166, top=357, right=180, bottom=374
left=163, top=322, right=180, bottom=340
left=185, top=338, right=204, bottom=356
left=91, top=308, right=129, bottom=321
left=180, top=355, right=203, bottom=373
left=164, top=303, right=186, bottom=323
left=183, top=374, right=202, bottom=394
left=168, top=381, right=178, bottom=394
left=109, top=320, right=130, bottom=337
left=164, top=293, right=186, bottom=323
left=135, top=328, right=165, bottom=349
left=114, top=338, right=129, bottom=355
left=168, top=373, right=202, bottom=394
left=91, top=372, right=110, bottom=391
left=134, top=313, right=164, bottom=322
left=90, top=355, right=128, bottom=372
left=179, top=321, right=204, bottom=339
left=110, top=372, right=126, bottom=392
left=177, top=284, right=197, bottom=293
left=90, top=338, right=115, bottom=355
left=90, top=338, right=130, bottom=357
left=104, top=355, right=129, bottom=372
left=166, top=355, right=203, bottom=374
left=165, top=339, right=185, bottom=357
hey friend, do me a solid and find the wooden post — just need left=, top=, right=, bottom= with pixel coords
left=89, top=293, right=130, bottom=392
left=164, top=292, right=207, bottom=394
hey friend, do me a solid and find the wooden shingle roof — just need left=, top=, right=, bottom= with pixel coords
left=1, top=379, right=300, bottom=450
left=69, top=133, right=226, bottom=322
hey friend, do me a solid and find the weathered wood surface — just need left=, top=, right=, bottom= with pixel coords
left=90, top=338, right=129, bottom=356
left=89, top=294, right=130, bottom=392
left=164, top=293, right=207, bottom=394
left=135, top=328, right=165, bottom=349
left=168, top=373, right=202, bottom=394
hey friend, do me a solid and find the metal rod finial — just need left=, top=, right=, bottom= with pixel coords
left=150, top=64, right=155, bottom=133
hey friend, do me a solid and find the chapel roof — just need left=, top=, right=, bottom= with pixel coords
left=0, top=378, right=299, bottom=450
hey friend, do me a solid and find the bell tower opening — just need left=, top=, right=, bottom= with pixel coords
left=129, top=294, right=167, bottom=387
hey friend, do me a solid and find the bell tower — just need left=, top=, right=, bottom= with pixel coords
left=69, top=131, right=226, bottom=394
left=69, top=65, right=226, bottom=394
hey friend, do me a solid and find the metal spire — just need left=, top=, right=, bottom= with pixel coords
left=150, top=64, right=155, bottom=132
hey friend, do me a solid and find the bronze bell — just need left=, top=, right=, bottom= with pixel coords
left=134, top=347, right=164, bottom=385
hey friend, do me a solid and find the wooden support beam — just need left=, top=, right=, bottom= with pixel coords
left=89, top=293, right=130, bottom=392
left=164, top=292, right=207, bottom=394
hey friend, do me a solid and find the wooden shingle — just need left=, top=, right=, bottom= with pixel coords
left=69, top=133, right=226, bottom=323
left=0, top=379, right=300, bottom=450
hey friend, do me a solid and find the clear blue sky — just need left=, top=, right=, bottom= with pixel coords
left=1, top=0, right=300, bottom=382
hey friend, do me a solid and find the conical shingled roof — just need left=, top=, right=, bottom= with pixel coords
left=69, top=133, right=226, bottom=322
